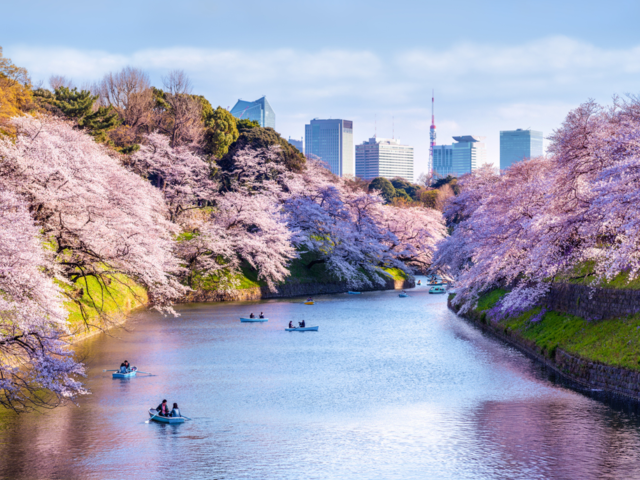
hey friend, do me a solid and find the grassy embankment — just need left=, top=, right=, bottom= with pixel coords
left=472, top=270, right=640, bottom=371
left=62, top=274, right=148, bottom=337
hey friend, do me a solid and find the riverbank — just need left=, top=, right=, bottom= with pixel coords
left=65, top=275, right=148, bottom=343
left=182, top=276, right=414, bottom=303
left=182, top=263, right=414, bottom=303
left=449, top=287, right=640, bottom=402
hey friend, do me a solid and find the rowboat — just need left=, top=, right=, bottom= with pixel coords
left=112, top=368, right=137, bottom=379
left=240, top=317, right=268, bottom=322
left=148, top=408, right=185, bottom=424
left=398, top=293, right=408, bottom=297
left=285, top=326, right=319, bottom=332
left=347, top=291, right=361, bottom=294
left=304, top=301, right=314, bottom=305
left=429, top=286, right=447, bottom=294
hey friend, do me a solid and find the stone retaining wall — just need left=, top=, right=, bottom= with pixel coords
left=183, top=278, right=414, bottom=303
left=449, top=296, right=640, bottom=402
left=545, top=283, right=640, bottom=321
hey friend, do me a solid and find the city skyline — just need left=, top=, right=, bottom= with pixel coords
left=4, top=0, right=639, bottom=179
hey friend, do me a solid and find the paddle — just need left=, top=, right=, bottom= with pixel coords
left=145, top=410, right=161, bottom=424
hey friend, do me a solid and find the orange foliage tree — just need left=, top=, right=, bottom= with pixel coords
left=0, top=47, right=32, bottom=131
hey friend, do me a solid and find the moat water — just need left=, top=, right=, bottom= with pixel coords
left=2, top=277, right=640, bottom=479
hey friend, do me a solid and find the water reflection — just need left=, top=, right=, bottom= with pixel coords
left=1, top=278, right=640, bottom=479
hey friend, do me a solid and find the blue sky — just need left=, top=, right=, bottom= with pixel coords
left=3, top=0, right=640, bottom=178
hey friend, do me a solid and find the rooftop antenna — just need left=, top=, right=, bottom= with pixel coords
left=375, top=114, right=377, bottom=139
left=430, top=89, right=437, bottom=174
left=392, top=116, right=395, bottom=139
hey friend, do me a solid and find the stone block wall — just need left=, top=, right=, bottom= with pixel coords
left=449, top=294, right=640, bottom=402
left=555, top=349, right=640, bottom=399
left=545, top=283, right=640, bottom=321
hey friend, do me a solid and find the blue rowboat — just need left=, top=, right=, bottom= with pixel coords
left=399, top=293, right=408, bottom=297
left=148, top=408, right=185, bottom=424
left=240, top=317, right=268, bottom=322
left=347, top=291, right=361, bottom=294
left=112, top=368, right=137, bottom=379
left=285, top=326, right=319, bottom=332
left=429, top=286, right=447, bottom=294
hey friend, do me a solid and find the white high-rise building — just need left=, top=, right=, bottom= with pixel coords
left=305, top=119, right=354, bottom=177
left=355, top=137, right=414, bottom=181
left=433, top=135, right=486, bottom=178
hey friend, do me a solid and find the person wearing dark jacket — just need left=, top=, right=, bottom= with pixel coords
left=156, top=399, right=170, bottom=417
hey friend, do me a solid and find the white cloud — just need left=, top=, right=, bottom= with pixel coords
left=397, top=36, right=640, bottom=79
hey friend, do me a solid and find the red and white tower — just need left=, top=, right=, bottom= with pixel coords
left=429, top=89, right=436, bottom=174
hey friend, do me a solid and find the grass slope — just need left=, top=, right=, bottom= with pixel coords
left=63, top=275, right=148, bottom=333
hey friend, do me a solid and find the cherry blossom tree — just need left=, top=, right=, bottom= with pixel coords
left=130, top=132, right=217, bottom=223
left=435, top=96, right=640, bottom=315
left=379, top=203, right=447, bottom=272
left=176, top=191, right=296, bottom=292
left=0, top=116, right=186, bottom=316
left=0, top=188, right=86, bottom=411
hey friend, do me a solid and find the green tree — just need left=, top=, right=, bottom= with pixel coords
left=368, top=177, right=396, bottom=203
left=220, top=125, right=306, bottom=177
left=236, top=118, right=260, bottom=132
left=394, top=188, right=412, bottom=202
left=391, top=178, right=418, bottom=199
left=203, top=107, right=239, bottom=159
left=36, top=87, right=119, bottom=143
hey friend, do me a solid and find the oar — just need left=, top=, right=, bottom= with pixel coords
left=145, top=410, right=160, bottom=424
left=103, top=369, right=118, bottom=372
left=181, top=415, right=193, bottom=421
left=135, top=371, right=154, bottom=376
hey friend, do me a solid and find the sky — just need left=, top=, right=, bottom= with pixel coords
left=3, top=0, right=640, bottom=179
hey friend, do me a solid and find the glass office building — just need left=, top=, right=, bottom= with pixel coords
left=432, top=145, right=454, bottom=178
left=305, top=119, right=354, bottom=177
left=355, top=137, right=414, bottom=181
left=230, top=96, right=276, bottom=129
left=500, top=129, right=543, bottom=170
left=432, top=136, right=486, bottom=178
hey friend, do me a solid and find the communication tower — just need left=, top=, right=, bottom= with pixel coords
left=429, top=90, right=436, bottom=174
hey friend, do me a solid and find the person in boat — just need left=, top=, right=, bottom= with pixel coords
left=298, top=320, right=306, bottom=328
left=170, top=403, right=181, bottom=417
left=119, top=361, right=130, bottom=374
left=306, top=297, right=313, bottom=302
left=156, top=399, right=170, bottom=417
left=417, top=280, right=421, bottom=285
left=288, top=321, right=294, bottom=329
left=259, top=312, right=265, bottom=319
left=124, top=360, right=130, bottom=372
left=249, top=313, right=255, bottom=318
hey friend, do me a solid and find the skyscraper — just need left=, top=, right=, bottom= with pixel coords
left=355, top=137, right=414, bottom=181
left=500, top=129, right=543, bottom=170
left=305, top=119, right=354, bottom=177
left=432, top=136, right=486, bottom=178
left=452, top=136, right=486, bottom=175
left=432, top=145, right=454, bottom=178
left=230, top=96, right=275, bottom=129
